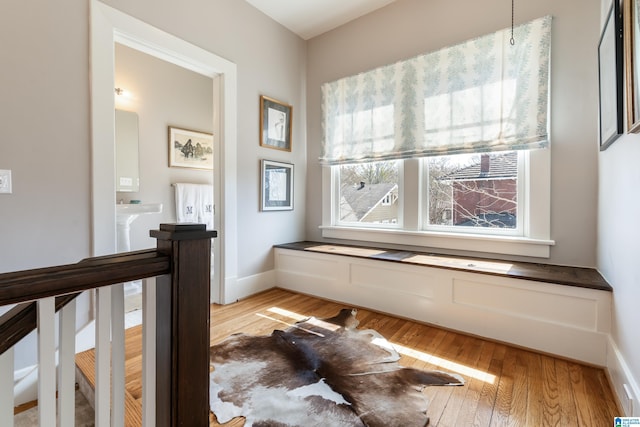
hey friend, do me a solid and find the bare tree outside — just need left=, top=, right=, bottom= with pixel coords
left=426, top=152, right=518, bottom=229
left=426, top=156, right=460, bottom=226
left=340, top=161, right=398, bottom=186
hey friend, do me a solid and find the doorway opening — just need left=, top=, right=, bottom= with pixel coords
left=90, top=0, right=238, bottom=304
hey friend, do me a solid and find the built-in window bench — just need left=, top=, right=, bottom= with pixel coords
left=273, top=241, right=612, bottom=366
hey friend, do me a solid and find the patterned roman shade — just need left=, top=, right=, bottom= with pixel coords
left=320, top=16, right=552, bottom=165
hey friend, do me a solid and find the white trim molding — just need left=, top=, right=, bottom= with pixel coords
left=321, top=148, right=552, bottom=259
left=320, top=226, right=555, bottom=258
left=90, top=0, right=238, bottom=302
left=608, top=335, right=640, bottom=416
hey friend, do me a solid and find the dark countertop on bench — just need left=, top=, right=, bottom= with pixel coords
left=274, top=241, right=612, bottom=292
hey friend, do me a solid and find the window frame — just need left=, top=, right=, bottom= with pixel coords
left=321, top=149, right=553, bottom=258
left=422, top=150, right=526, bottom=237
left=332, top=160, right=404, bottom=230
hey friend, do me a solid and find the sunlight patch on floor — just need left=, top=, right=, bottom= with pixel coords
left=266, top=306, right=309, bottom=321
left=255, top=312, right=325, bottom=337
left=388, top=340, right=497, bottom=384
left=261, top=306, right=495, bottom=384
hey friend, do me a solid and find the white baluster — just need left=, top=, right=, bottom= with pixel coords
left=0, top=347, right=14, bottom=427
left=95, top=287, right=111, bottom=427
left=111, top=284, right=125, bottom=427
left=142, top=277, right=156, bottom=427
left=58, top=299, right=76, bottom=426
left=37, top=297, right=56, bottom=427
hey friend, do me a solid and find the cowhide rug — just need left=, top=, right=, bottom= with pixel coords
left=210, top=308, right=464, bottom=427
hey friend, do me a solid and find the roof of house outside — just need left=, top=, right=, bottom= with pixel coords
left=340, top=182, right=397, bottom=221
left=455, top=212, right=517, bottom=228
left=442, top=152, right=517, bottom=181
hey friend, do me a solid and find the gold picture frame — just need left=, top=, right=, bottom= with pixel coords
left=259, top=95, right=292, bottom=152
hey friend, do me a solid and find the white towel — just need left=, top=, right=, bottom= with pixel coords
left=174, top=183, right=199, bottom=223
left=197, top=184, right=214, bottom=230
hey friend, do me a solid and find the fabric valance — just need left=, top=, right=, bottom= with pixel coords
left=320, top=16, right=552, bottom=165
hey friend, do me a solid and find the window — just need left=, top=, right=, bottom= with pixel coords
left=323, top=150, right=551, bottom=257
left=425, top=151, right=523, bottom=235
left=337, top=161, right=400, bottom=226
left=320, top=16, right=553, bottom=258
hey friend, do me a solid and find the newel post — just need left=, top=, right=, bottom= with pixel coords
left=150, top=224, right=217, bottom=427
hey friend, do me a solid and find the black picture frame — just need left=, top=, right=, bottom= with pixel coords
left=625, top=0, right=640, bottom=132
left=260, top=96, right=292, bottom=152
left=598, top=0, right=624, bottom=150
left=261, top=159, right=294, bottom=211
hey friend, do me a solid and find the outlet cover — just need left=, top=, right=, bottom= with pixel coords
left=0, top=169, right=12, bottom=194
left=623, top=383, right=634, bottom=415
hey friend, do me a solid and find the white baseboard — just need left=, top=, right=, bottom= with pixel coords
left=608, top=335, right=639, bottom=416
left=223, top=270, right=276, bottom=304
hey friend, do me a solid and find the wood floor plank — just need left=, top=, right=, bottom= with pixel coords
left=436, top=335, right=486, bottom=426
left=540, top=354, right=562, bottom=426
left=569, top=362, right=596, bottom=427
left=421, top=331, right=465, bottom=425
left=555, top=359, right=579, bottom=427
left=506, top=349, right=530, bottom=426
left=524, top=351, right=545, bottom=427
left=488, top=346, right=515, bottom=427
left=474, top=343, right=506, bottom=427
left=74, top=288, right=621, bottom=427
left=579, top=364, right=619, bottom=426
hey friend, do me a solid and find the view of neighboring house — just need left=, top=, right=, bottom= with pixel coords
left=340, top=182, right=398, bottom=224
left=439, top=152, right=518, bottom=228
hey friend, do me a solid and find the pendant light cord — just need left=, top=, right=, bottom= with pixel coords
left=510, top=0, right=515, bottom=45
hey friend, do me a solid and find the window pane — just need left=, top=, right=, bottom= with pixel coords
left=338, top=161, right=399, bottom=225
left=427, top=152, right=517, bottom=229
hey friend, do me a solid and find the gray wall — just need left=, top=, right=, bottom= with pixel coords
left=0, top=0, right=307, bottom=278
left=305, top=0, right=601, bottom=268
left=598, top=0, right=640, bottom=413
left=0, top=0, right=306, bottom=368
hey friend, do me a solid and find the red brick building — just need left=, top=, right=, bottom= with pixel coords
left=443, top=152, right=517, bottom=228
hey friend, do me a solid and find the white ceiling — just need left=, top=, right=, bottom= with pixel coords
left=245, top=0, right=397, bottom=40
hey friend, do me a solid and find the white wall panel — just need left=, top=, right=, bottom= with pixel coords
left=452, top=279, right=598, bottom=331
left=350, top=263, right=436, bottom=299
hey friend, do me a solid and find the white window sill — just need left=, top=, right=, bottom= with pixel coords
left=319, top=226, right=555, bottom=258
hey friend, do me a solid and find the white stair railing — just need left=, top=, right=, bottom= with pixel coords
left=37, top=297, right=56, bottom=427
left=142, top=277, right=156, bottom=427
left=0, top=224, right=214, bottom=427
left=57, top=299, right=76, bottom=427
left=0, top=348, right=14, bottom=425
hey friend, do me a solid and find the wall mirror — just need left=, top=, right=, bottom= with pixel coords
left=115, top=109, right=140, bottom=192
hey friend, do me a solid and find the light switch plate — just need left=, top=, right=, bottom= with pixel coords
left=0, top=169, right=12, bottom=194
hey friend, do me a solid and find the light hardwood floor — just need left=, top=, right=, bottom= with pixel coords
left=76, top=288, right=621, bottom=426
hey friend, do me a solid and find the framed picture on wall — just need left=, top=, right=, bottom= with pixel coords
left=598, top=0, right=624, bottom=150
left=168, top=126, right=214, bottom=170
left=261, top=159, right=293, bottom=211
left=625, top=0, right=640, bottom=132
left=260, top=95, right=292, bottom=152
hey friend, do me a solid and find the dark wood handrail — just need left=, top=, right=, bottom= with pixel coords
left=0, top=224, right=215, bottom=427
left=0, top=249, right=171, bottom=306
